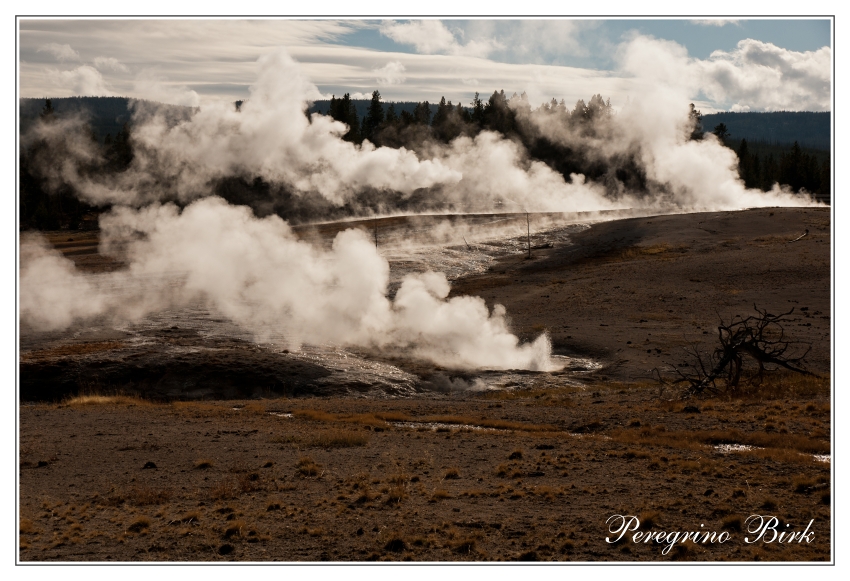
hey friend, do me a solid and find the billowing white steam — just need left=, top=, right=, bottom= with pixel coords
left=21, top=198, right=556, bottom=371
left=20, top=41, right=822, bottom=372
left=65, top=43, right=820, bottom=213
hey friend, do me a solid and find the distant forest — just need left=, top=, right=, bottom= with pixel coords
left=19, top=93, right=832, bottom=230
left=702, top=111, right=829, bottom=151
left=19, top=96, right=195, bottom=143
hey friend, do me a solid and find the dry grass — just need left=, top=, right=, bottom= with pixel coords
left=292, top=409, right=409, bottom=427
left=171, top=401, right=231, bottom=416
left=126, top=516, right=151, bottom=533
left=422, top=415, right=556, bottom=432
left=178, top=511, right=201, bottom=524
left=194, top=459, right=215, bottom=470
left=443, top=468, right=460, bottom=480
left=721, top=515, right=742, bottom=532
left=223, top=520, right=246, bottom=539
left=126, top=485, right=172, bottom=506
left=386, top=485, right=408, bottom=504
left=606, top=243, right=687, bottom=263
left=296, top=456, right=321, bottom=477
left=722, top=373, right=831, bottom=400
left=306, top=429, right=369, bottom=449
left=639, top=510, right=660, bottom=529
left=21, top=341, right=126, bottom=362
left=609, top=425, right=829, bottom=455
left=64, top=394, right=151, bottom=407
left=242, top=402, right=267, bottom=414
left=208, top=479, right=240, bottom=501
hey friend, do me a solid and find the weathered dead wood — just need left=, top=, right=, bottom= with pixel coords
left=662, top=305, right=815, bottom=398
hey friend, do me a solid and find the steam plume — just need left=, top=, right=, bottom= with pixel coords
left=20, top=42, right=822, bottom=372
left=21, top=198, right=557, bottom=371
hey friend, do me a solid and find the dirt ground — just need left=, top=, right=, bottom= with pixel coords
left=18, top=207, right=832, bottom=562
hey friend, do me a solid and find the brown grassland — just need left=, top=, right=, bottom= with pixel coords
left=19, top=207, right=831, bottom=561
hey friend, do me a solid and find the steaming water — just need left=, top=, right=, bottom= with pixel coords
left=21, top=213, right=603, bottom=396
left=378, top=218, right=591, bottom=295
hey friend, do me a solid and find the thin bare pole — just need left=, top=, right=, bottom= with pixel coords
left=526, top=212, right=531, bottom=258
left=374, top=218, right=378, bottom=250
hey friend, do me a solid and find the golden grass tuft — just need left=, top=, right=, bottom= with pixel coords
left=194, top=459, right=215, bottom=470
left=127, top=516, right=151, bottom=533
left=297, top=456, right=321, bottom=477
left=386, top=485, right=408, bottom=504
left=223, top=520, right=246, bottom=539
left=127, top=485, right=173, bottom=506
left=208, top=478, right=240, bottom=501
left=65, top=394, right=151, bottom=407
left=306, top=429, right=369, bottom=449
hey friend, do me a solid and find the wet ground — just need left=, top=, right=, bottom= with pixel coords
left=20, top=212, right=608, bottom=402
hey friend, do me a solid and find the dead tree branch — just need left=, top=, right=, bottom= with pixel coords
left=667, top=305, right=815, bottom=398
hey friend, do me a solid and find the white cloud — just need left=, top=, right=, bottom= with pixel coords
left=50, top=65, right=114, bottom=96
left=374, top=60, right=406, bottom=85
left=464, top=20, right=591, bottom=63
left=93, top=56, right=129, bottom=73
left=690, top=20, right=740, bottom=27
left=380, top=20, right=500, bottom=58
left=131, top=69, right=200, bottom=107
left=37, top=42, right=80, bottom=62
left=698, top=39, right=831, bottom=111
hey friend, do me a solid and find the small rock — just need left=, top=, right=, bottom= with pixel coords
left=142, top=461, right=157, bottom=470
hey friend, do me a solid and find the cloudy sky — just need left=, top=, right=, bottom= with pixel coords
left=18, top=18, right=832, bottom=113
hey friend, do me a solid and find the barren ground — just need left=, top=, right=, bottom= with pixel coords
left=19, top=207, right=832, bottom=562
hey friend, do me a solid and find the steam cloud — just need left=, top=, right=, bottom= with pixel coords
left=21, top=198, right=555, bottom=371
left=20, top=41, right=822, bottom=371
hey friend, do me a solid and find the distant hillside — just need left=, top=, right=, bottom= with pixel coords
left=702, top=111, right=830, bottom=151
left=20, top=97, right=195, bottom=143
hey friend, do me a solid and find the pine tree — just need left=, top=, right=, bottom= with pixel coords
left=363, top=90, right=384, bottom=143
left=688, top=103, right=704, bottom=140
left=471, top=92, right=485, bottom=125
left=40, top=99, right=55, bottom=123
left=385, top=103, right=398, bottom=125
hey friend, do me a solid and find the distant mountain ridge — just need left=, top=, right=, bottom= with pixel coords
left=701, top=111, right=829, bottom=151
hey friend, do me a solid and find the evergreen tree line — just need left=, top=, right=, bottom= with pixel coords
left=324, top=89, right=614, bottom=146
left=710, top=123, right=831, bottom=202
left=20, top=99, right=134, bottom=230
left=19, top=95, right=832, bottom=230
